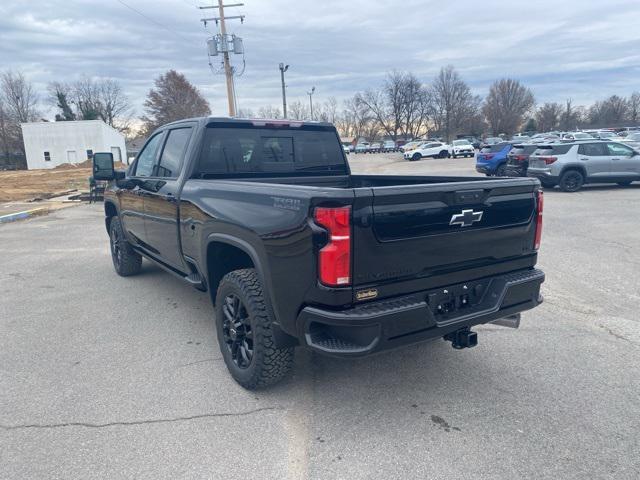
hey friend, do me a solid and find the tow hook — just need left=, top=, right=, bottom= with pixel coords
left=444, top=327, right=478, bottom=349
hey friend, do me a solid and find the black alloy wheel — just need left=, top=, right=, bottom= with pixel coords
left=221, top=293, right=254, bottom=369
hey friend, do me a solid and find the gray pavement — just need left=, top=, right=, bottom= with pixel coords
left=1, top=154, right=639, bottom=479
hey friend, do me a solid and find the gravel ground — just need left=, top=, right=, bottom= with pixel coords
left=1, top=153, right=639, bottom=479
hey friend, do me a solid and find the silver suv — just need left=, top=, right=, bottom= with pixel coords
left=527, top=141, right=640, bottom=192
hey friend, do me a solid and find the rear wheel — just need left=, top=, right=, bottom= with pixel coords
left=109, top=217, right=142, bottom=276
left=215, top=269, right=294, bottom=389
left=540, top=179, right=556, bottom=189
left=495, top=164, right=507, bottom=177
left=559, top=169, right=584, bottom=192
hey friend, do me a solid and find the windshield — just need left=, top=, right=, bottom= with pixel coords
left=196, top=124, right=348, bottom=177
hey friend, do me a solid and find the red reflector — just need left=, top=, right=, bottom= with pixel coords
left=314, top=206, right=351, bottom=287
left=534, top=190, right=543, bottom=250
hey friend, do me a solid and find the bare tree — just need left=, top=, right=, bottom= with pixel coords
left=0, top=71, right=39, bottom=167
left=141, top=70, right=210, bottom=134
left=428, top=66, right=479, bottom=142
left=483, top=78, right=535, bottom=136
left=628, top=92, right=640, bottom=124
left=339, top=96, right=373, bottom=139
left=535, top=102, right=563, bottom=132
left=588, top=95, right=629, bottom=127
left=256, top=105, right=282, bottom=119
left=99, top=79, right=133, bottom=131
left=236, top=107, right=255, bottom=118
left=316, top=97, right=339, bottom=124
left=287, top=100, right=308, bottom=120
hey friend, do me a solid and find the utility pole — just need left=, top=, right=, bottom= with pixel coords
left=200, top=1, right=245, bottom=117
left=217, top=0, right=235, bottom=116
left=307, top=86, right=316, bottom=120
left=279, top=63, right=289, bottom=118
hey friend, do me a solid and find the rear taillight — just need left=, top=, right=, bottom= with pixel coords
left=515, top=155, right=527, bottom=162
left=314, top=206, right=351, bottom=286
left=534, top=190, right=544, bottom=250
left=540, top=156, right=557, bottom=165
left=484, top=153, right=495, bottom=160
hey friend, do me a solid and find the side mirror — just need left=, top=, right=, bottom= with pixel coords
left=93, top=152, right=115, bottom=180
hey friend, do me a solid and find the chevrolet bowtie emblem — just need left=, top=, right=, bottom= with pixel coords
left=450, top=209, right=483, bottom=227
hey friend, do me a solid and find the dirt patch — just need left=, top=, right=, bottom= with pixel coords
left=0, top=168, right=92, bottom=203
left=1, top=162, right=129, bottom=203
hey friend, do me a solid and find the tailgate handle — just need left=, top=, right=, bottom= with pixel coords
left=454, top=190, right=484, bottom=204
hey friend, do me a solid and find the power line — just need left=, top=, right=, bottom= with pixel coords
left=113, top=0, right=194, bottom=43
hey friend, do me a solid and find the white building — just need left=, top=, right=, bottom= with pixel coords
left=21, top=120, right=127, bottom=170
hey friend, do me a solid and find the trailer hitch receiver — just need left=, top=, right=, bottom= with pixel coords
left=444, top=327, right=478, bottom=349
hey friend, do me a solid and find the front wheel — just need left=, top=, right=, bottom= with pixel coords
left=438, top=150, right=449, bottom=158
left=559, top=169, right=584, bottom=192
left=411, top=153, right=422, bottom=161
left=109, top=217, right=142, bottom=276
left=215, top=269, right=294, bottom=389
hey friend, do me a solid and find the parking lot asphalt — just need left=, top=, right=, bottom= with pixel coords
left=1, top=154, right=639, bottom=479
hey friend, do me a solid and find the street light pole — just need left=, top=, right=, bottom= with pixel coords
left=307, top=86, right=316, bottom=120
left=279, top=63, right=289, bottom=118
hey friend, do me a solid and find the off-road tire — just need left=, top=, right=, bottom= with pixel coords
left=215, top=269, right=294, bottom=389
left=109, top=217, right=142, bottom=276
left=559, top=169, right=584, bottom=192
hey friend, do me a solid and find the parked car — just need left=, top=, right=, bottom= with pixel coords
left=382, top=140, right=397, bottom=152
left=482, top=137, right=503, bottom=146
left=343, top=145, right=350, bottom=155
left=511, top=135, right=531, bottom=143
left=475, top=143, right=513, bottom=176
left=527, top=141, right=640, bottom=192
left=621, top=132, right=640, bottom=150
left=368, top=142, right=381, bottom=153
left=96, top=116, right=545, bottom=389
left=355, top=142, right=370, bottom=153
left=400, top=140, right=422, bottom=153
left=404, top=142, right=451, bottom=161
left=451, top=139, right=475, bottom=158
left=561, top=132, right=594, bottom=141
left=505, top=144, right=539, bottom=177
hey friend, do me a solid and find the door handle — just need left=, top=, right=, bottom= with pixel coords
left=611, top=158, right=621, bottom=161
left=580, top=158, right=589, bottom=161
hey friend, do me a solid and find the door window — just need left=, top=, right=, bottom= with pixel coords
left=134, top=134, right=163, bottom=177
left=578, top=143, right=607, bottom=156
left=606, top=143, right=634, bottom=157
left=154, top=127, right=192, bottom=178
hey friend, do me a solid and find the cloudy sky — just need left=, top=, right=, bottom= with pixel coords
left=1, top=0, right=639, bottom=119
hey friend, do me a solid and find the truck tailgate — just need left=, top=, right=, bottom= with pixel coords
left=351, top=179, right=540, bottom=295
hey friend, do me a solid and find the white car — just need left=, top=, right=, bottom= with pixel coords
left=404, top=142, right=452, bottom=161
left=451, top=139, right=475, bottom=158
left=355, top=142, right=370, bottom=153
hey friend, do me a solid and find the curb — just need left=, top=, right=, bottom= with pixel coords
left=0, top=207, right=49, bottom=224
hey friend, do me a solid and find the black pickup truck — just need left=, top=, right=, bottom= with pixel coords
left=94, top=117, right=545, bottom=389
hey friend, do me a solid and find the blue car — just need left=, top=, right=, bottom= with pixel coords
left=475, top=142, right=513, bottom=176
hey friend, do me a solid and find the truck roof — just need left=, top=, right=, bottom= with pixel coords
left=163, top=116, right=335, bottom=128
